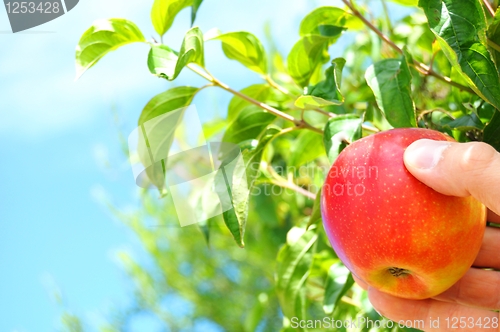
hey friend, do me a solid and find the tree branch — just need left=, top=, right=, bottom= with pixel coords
left=187, top=64, right=323, bottom=134
left=264, top=75, right=380, bottom=133
left=483, top=0, right=496, bottom=17
left=341, top=0, right=475, bottom=94
left=488, top=38, right=500, bottom=53
left=266, top=165, right=316, bottom=199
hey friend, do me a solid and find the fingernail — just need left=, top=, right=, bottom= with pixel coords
left=404, top=139, right=451, bottom=169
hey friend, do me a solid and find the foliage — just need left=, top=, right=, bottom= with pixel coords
left=72, top=0, right=500, bottom=331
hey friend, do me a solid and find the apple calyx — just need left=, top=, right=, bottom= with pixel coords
left=388, top=267, right=410, bottom=277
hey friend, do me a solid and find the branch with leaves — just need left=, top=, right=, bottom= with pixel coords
left=341, top=0, right=475, bottom=94
left=72, top=0, right=500, bottom=329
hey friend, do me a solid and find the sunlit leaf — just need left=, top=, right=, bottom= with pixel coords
left=365, top=57, right=417, bottom=128
left=389, top=0, right=418, bottom=6
left=202, top=118, right=227, bottom=139
left=222, top=105, right=276, bottom=144
left=139, top=86, right=198, bottom=125
left=276, top=226, right=318, bottom=318
left=227, top=84, right=273, bottom=122
left=191, top=0, right=203, bottom=26
left=148, top=27, right=204, bottom=80
left=295, top=58, right=345, bottom=109
left=300, top=6, right=363, bottom=36
left=287, top=35, right=331, bottom=87
left=488, top=9, right=500, bottom=76
left=75, top=19, right=145, bottom=79
left=419, top=0, right=500, bottom=109
left=323, top=263, right=354, bottom=314
left=217, top=127, right=281, bottom=247
left=323, top=114, right=363, bottom=163
left=365, top=105, right=393, bottom=131
left=289, top=130, right=325, bottom=168
left=151, top=0, right=193, bottom=37
left=244, top=292, right=269, bottom=332
left=306, top=189, right=322, bottom=229
left=207, top=31, right=268, bottom=74
left=136, top=87, right=198, bottom=192
left=484, top=111, right=500, bottom=151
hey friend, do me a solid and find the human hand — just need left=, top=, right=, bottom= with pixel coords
left=357, top=140, right=500, bottom=331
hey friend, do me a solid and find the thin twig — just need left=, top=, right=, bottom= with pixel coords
left=263, top=68, right=381, bottom=133
left=267, top=165, right=316, bottom=199
left=265, top=75, right=295, bottom=98
left=488, top=38, right=500, bottom=53
left=187, top=64, right=323, bottom=134
left=341, top=0, right=475, bottom=94
left=483, top=0, right=496, bottom=17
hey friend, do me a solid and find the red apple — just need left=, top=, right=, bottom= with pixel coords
left=321, top=128, right=486, bottom=299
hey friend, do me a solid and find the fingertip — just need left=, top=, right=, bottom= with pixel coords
left=405, top=140, right=500, bottom=213
left=404, top=139, right=451, bottom=170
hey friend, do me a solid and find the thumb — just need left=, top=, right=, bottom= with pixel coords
left=403, top=139, right=500, bottom=216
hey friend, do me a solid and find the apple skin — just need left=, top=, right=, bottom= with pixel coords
left=321, top=128, right=486, bottom=299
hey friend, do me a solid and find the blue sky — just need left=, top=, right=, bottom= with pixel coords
left=0, top=0, right=405, bottom=330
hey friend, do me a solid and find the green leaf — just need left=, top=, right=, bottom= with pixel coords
left=75, top=19, right=145, bottom=80
left=445, top=113, right=484, bottom=130
left=289, top=130, right=325, bottom=168
left=419, top=0, right=500, bottom=110
left=389, top=0, right=418, bottom=6
left=191, top=0, right=203, bottom=26
left=244, top=127, right=281, bottom=188
left=295, top=58, right=345, bottom=109
left=217, top=127, right=281, bottom=247
left=222, top=105, right=276, bottom=144
left=365, top=57, right=417, bottom=128
left=207, top=31, right=268, bottom=74
left=139, top=86, right=198, bottom=125
left=323, top=263, right=354, bottom=314
left=488, top=9, right=500, bottom=70
left=244, top=292, right=269, bottom=332
left=227, top=84, right=273, bottom=122
left=294, top=95, right=337, bottom=109
left=148, top=27, right=204, bottom=80
left=306, top=189, right=322, bottom=229
left=484, top=111, right=500, bottom=151
left=215, top=146, right=250, bottom=248
left=136, top=86, right=198, bottom=193
left=197, top=216, right=212, bottom=246
left=287, top=35, right=331, bottom=87
left=203, top=118, right=227, bottom=139
left=151, top=0, right=193, bottom=37
left=323, top=114, right=363, bottom=163
left=365, top=104, right=393, bottom=131
left=299, top=6, right=363, bottom=36
left=276, top=226, right=318, bottom=318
